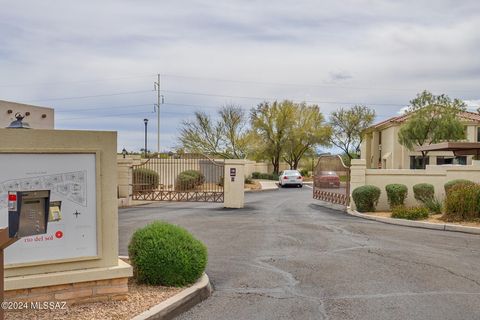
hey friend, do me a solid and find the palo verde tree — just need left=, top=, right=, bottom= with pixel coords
left=329, top=105, right=376, bottom=162
left=398, top=90, right=467, bottom=168
left=178, top=105, right=249, bottom=158
left=250, top=100, right=295, bottom=174
left=282, top=103, right=331, bottom=169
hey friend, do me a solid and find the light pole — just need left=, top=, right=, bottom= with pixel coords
left=144, top=118, right=149, bottom=158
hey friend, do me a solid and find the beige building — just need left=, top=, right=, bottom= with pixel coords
left=0, top=100, right=54, bottom=129
left=361, top=111, right=480, bottom=169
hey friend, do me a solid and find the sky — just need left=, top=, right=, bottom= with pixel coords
left=1, top=0, right=480, bottom=152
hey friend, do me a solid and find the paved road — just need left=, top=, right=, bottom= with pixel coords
left=119, top=187, right=480, bottom=320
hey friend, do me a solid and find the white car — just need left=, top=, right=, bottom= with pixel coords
left=278, top=170, right=303, bottom=188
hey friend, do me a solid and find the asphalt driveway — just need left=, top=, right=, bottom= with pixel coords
left=119, top=187, right=480, bottom=320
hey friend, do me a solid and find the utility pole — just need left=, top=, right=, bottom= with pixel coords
left=154, top=74, right=163, bottom=155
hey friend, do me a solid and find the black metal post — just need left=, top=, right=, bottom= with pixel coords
left=144, top=119, right=148, bottom=158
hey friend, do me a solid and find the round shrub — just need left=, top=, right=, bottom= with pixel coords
left=413, top=183, right=435, bottom=203
left=352, top=185, right=381, bottom=212
left=385, top=184, right=408, bottom=209
left=444, top=184, right=480, bottom=221
left=128, top=221, right=207, bottom=287
left=133, top=168, right=159, bottom=192
left=175, top=170, right=205, bottom=191
left=444, top=179, right=475, bottom=194
left=391, top=206, right=429, bottom=220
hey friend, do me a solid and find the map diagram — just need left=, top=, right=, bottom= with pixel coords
left=0, top=171, right=87, bottom=208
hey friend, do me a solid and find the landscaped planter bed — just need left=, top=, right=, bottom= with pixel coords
left=363, top=211, right=480, bottom=228
left=5, top=280, right=181, bottom=320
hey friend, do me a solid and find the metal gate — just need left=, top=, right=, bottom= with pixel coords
left=132, top=153, right=224, bottom=202
left=313, top=155, right=350, bottom=206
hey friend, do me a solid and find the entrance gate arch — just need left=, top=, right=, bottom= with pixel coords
left=132, top=153, right=224, bottom=202
left=313, top=155, right=350, bottom=206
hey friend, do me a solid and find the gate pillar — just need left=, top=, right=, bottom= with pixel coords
left=117, top=157, right=133, bottom=206
left=350, top=159, right=367, bottom=210
left=224, top=159, right=245, bottom=208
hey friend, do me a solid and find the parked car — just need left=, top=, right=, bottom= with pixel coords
left=278, top=170, right=303, bottom=188
left=315, top=171, right=340, bottom=188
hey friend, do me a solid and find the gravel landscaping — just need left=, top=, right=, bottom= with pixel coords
left=5, top=281, right=181, bottom=320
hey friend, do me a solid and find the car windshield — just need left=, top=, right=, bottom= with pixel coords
left=284, top=170, right=300, bottom=176
left=320, top=171, right=337, bottom=176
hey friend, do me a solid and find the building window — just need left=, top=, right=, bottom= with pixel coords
left=410, top=156, right=429, bottom=169
left=477, top=127, right=480, bottom=142
left=436, top=156, right=467, bottom=165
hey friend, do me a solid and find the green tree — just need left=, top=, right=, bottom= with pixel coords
left=398, top=90, right=467, bottom=168
left=282, top=103, right=331, bottom=169
left=329, top=105, right=376, bottom=162
left=178, top=105, right=249, bottom=158
left=250, top=100, right=295, bottom=174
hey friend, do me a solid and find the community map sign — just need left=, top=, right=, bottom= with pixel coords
left=0, top=154, right=97, bottom=265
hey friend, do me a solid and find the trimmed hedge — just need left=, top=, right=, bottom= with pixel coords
left=391, top=206, right=429, bottom=220
left=352, top=185, right=381, bottom=212
left=175, top=170, right=205, bottom=191
left=413, top=183, right=434, bottom=203
left=385, top=184, right=408, bottom=209
left=444, top=179, right=475, bottom=194
left=251, top=172, right=279, bottom=180
left=128, top=221, right=207, bottom=287
left=133, top=168, right=159, bottom=192
left=444, top=183, right=480, bottom=221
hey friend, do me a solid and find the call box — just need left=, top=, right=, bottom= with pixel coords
left=7, top=190, right=51, bottom=238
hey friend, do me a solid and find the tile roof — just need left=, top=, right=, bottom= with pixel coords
left=368, top=110, right=480, bottom=130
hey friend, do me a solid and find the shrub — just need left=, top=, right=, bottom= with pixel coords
left=251, top=172, right=261, bottom=179
left=444, top=179, right=475, bottom=194
left=352, top=185, right=381, bottom=212
left=299, top=169, right=309, bottom=177
left=385, top=184, right=408, bottom=208
left=133, top=168, right=159, bottom=192
left=128, top=221, right=207, bottom=287
left=175, top=170, right=205, bottom=191
left=255, top=173, right=279, bottom=180
left=413, top=183, right=435, bottom=203
left=391, top=206, right=429, bottom=220
left=245, top=177, right=253, bottom=184
left=444, top=184, right=480, bottom=221
left=424, top=197, right=443, bottom=215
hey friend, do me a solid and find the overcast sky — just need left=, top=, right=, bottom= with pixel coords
left=1, top=0, right=479, bottom=152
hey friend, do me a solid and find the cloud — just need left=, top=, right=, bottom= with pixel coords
left=0, top=0, right=479, bottom=151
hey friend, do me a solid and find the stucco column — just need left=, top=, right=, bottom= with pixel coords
left=117, top=157, right=133, bottom=204
left=224, top=159, right=245, bottom=208
left=349, top=159, right=367, bottom=210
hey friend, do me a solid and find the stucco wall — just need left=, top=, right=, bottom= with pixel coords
left=0, top=100, right=54, bottom=129
left=351, top=159, right=480, bottom=211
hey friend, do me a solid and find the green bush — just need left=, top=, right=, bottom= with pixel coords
left=133, top=168, right=159, bottom=192
left=352, top=185, right=381, bottom=212
left=413, top=183, right=435, bottom=203
left=385, top=184, right=408, bottom=208
left=175, top=170, right=205, bottom=191
left=299, top=169, right=309, bottom=177
left=251, top=172, right=261, bottom=179
left=444, top=179, right=475, bottom=194
left=424, top=197, right=443, bottom=215
left=391, top=206, right=429, bottom=220
left=245, top=176, right=253, bottom=184
left=128, top=221, right=207, bottom=287
left=444, top=184, right=480, bottom=221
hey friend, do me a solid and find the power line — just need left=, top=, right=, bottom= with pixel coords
left=0, top=74, right=155, bottom=88
left=162, top=90, right=407, bottom=107
left=24, top=89, right=154, bottom=103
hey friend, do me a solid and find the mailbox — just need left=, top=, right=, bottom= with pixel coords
left=7, top=190, right=50, bottom=238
